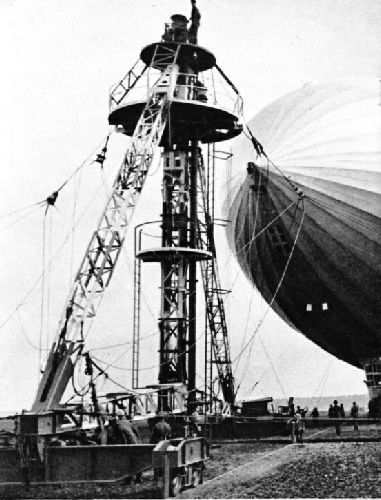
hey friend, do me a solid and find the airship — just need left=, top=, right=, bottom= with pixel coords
left=227, top=79, right=381, bottom=400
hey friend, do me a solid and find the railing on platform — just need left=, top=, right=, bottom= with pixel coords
left=134, top=220, right=204, bottom=255
left=109, top=68, right=242, bottom=118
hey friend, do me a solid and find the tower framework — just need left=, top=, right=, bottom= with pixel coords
left=32, top=13, right=242, bottom=415
left=109, top=14, right=243, bottom=412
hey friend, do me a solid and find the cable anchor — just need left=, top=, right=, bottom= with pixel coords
left=94, top=135, right=110, bottom=167
left=46, top=191, right=59, bottom=207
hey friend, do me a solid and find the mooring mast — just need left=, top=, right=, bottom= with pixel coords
left=32, top=12, right=242, bottom=415
left=109, top=14, right=242, bottom=411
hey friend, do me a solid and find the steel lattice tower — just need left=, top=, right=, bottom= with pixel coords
left=108, top=14, right=242, bottom=412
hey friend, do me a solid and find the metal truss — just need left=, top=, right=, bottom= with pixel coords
left=33, top=46, right=180, bottom=411
left=109, top=58, right=148, bottom=109
left=158, top=151, right=190, bottom=385
left=109, top=44, right=182, bottom=112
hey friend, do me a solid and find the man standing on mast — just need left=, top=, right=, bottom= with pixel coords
left=188, top=0, right=201, bottom=44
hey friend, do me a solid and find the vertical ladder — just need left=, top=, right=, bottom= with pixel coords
left=132, top=258, right=141, bottom=389
left=196, top=145, right=235, bottom=411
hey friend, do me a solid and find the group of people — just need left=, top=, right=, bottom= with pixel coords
left=328, top=400, right=359, bottom=434
left=289, top=401, right=360, bottom=441
left=107, top=408, right=172, bottom=446
left=328, top=400, right=345, bottom=419
left=105, top=409, right=172, bottom=484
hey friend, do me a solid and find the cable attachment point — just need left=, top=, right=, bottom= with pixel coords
left=246, top=126, right=267, bottom=158
left=94, top=135, right=110, bottom=167
left=84, top=352, right=93, bottom=376
left=247, top=161, right=258, bottom=175
left=291, top=184, right=305, bottom=199
left=95, top=148, right=107, bottom=166
left=46, top=191, right=59, bottom=207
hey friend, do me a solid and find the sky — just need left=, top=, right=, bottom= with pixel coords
left=0, top=0, right=380, bottom=412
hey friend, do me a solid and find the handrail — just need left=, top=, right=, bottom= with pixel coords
left=109, top=68, right=242, bottom=119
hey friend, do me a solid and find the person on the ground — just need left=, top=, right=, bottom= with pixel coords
left=350, top=401, right=359, bottom=431
left=332, top=400, right=341, bottom=435
left=287, top=411, right=303, bottom=443
left=296, top=405, right=309, bottom=417
left=188, top=0, right=201, bottom=44
left=328, top=404, right=334, bottom=418
left=368, top=397, right=376, bottom=418
left=112, top=409, right=143, bottom=483
left=340, top=403, right=346, bottom=418
left=368, top=395, right=381, bottom=418
left=149, top=411, right=171, bottom=444
left=295, top=412, right=305, bottom=443
left=150, top=411, right=172, bottom=481
left=115, top=409, right=141, bottom=444
left=188, top=405, right=201, bottom=436
left=311, top=407, right=319, bottom=418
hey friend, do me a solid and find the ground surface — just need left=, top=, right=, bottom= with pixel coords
left=181, top=441, right=381, bottom=498
left=0, top=443, right=280, bottom=499
left=1, top=425, right=381, bottom=498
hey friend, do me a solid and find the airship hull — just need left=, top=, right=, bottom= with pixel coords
left=230, top=168, right=381, bottom=368
left=227, top=79, right=381, bottom=369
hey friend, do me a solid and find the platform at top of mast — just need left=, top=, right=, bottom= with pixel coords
left=109, top=47, right=242, bottom=144
left=140, top=42, right=216, bottom=73
left=109, top=99, right=242, bottom=145
left=108, top=12, right=242, bottom=145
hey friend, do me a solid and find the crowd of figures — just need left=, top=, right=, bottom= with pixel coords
left=106, top=408, right=200, bottom=445
left=327, top=400, right=359, bottom=435
left=288, top=401, right=360, bottom=442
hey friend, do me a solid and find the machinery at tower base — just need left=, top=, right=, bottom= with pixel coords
left=226, top=79, right=381, bottom=402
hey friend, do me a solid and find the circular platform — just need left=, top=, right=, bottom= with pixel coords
left=140, top=42, right=216, bottom=72
left=109, top=99, right=242, bottom=144
left=136, top=247, right=213, bottom=263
